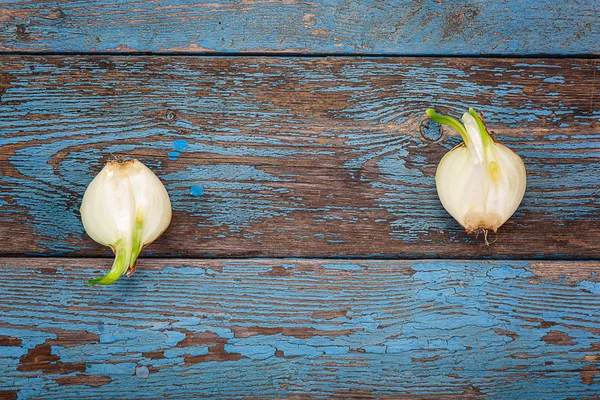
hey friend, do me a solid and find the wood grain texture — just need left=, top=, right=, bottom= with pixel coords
left=1, top=56, right=599, bottom=259
left=0, top=258, right=599, bottom=398
left=0, top=0, right=598, bottom=55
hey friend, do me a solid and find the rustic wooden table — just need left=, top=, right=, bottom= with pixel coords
left=1, top=1, right=599, bottom=398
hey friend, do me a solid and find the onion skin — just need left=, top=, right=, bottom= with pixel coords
left=428, top=108, right=527, bottom=234
left=80, top=159, right=172, bottom=286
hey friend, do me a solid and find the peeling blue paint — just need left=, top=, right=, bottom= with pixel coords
left=225, top=344, right=275, bottom=360
left=488, top=264, right=535, bottom=279
left=1, top=259, right=600, bottom=397
left=99, top=332, right=138, bottom=344
left=163, top=164, right=300, bottom=229
left=543, top=76, right=565, bottom=83
left=323, top=263, right=365, bottom=271
left=86, top=362, right=137, bottom=375
left=580, top=280, right=600, bottom=295
left=161, top=266, right=206, bottom=275
left=0, top=1, right=598, bottom=55
left=164, top=331, right=186, bottom=347
left=0, top=57, right=599, bottom=259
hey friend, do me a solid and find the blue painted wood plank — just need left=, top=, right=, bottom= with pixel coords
left=0, top=56, right=599, bottom=259
left=0, top=0, right=598, bottom=55
left=0, top=258, right=599, bottom=398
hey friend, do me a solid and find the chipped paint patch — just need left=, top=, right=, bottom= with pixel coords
left=1, top=259, right=600, bottom=397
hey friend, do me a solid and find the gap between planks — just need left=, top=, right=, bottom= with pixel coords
left=0, top=51, right=599, bottom=59
left=4, top=255, right=600, bottom=262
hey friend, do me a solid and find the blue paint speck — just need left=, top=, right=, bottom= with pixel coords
left=190, top=186, right=204, bottom=197
left=173, top=139, right=188, bottom=151
left=135, top=365, right=149, bottom=379
left=168, top=151, right=180, bottom=160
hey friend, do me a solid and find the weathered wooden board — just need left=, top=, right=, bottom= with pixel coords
left=0, top=57, right=599, bottom=259
left=0, top=0, right=598, bottom=55
left=0, top=258, right=599, bottom=398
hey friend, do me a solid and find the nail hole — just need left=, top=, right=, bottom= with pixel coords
left=15, top=25, right=28, bottom=37
left=166, top=111, right=176, bottom=121
left=420, top=118, right=443, bottom=142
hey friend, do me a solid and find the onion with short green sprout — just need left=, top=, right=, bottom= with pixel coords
left=427, top=108, right=526, bottom=236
